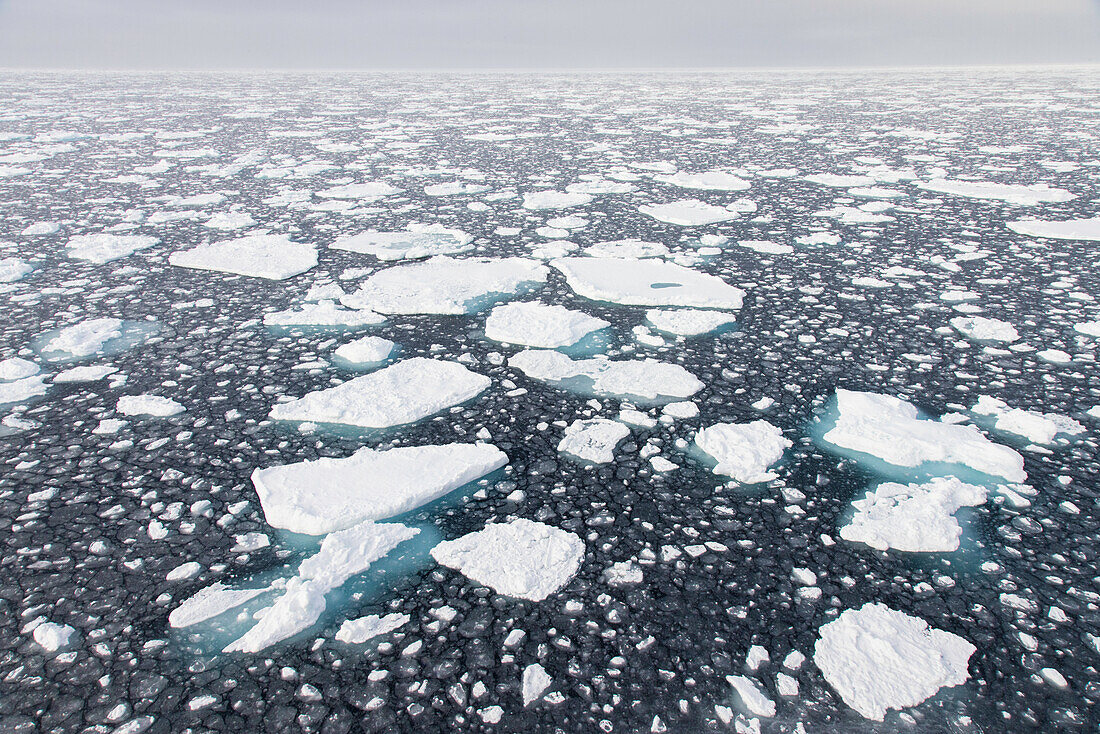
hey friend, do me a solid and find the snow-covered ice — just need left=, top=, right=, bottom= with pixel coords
left=32, top=622, right=77, bottom=652
left=950, top=316, right=1019, bottom=343
left=263, top=301, right=386, bottom=328
left=335, top=612, right=410, bottom=644
left=510, top=350, right=703, bottom=402
left=331, top=224, right=473, bottom=261
left=66, top=234, right=159, bottom=264
left=1007, top=216, right=1100, bottom=241
left=169, top=582, right=272, bottom=628
left=694, top=421, right=792, bottom=483
left=170, top=234, right=317, bottom=280
left=638, top=199, right=741, bottom=226
left=333, top=335, right=395, bottom=365
left=916, top=179, right=1075, bottom=206
left=552, top=257, right=743, bottom=309
left=484, top=302, right=608, bottom=348
left=654, top=171, right=750, bottom=191
left=971, top=396, right=1084, bottom=445
left=116, top=395, right=184, bottom=417
left=557, top=418, right=630, bottom=464
left=840, top=477, right=987, bottom=552
left=646, top=308, right=737, bottom=336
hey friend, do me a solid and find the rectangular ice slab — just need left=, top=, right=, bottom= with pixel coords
left=269, top=357, right=491, bottom=429
left=510, top=349, right=702, bottom=403
left=252, top=443, right=509, bottom=535
left=169, top=234, right=317, bottom=280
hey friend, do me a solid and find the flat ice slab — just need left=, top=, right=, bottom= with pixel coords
left=822, top=389, right=1026, bottom=482
left=485, top=302, right=608, bottom=348
left=0, top=376, right=48, bottom=405
left=170, top=234, right=318, bottom=280
left=252, top=443, right=508, bottom=535
left=0, top=357, right=39, bottom=380
left=169, top=582, right=271, bottom=628
left=510, top=349, right=703, bottom=403
left=971, top=396, right=1083, bottom=445
left=430, top=518, right=584, bottom=601
left=116, top=394, right=185, bottom=417
left=552, top=257, right=743, bottom=309
left=331, top=224, right=473, bottom=261
left=646, top=308, right=737, bottom=336
left=0, top=257, right=33, bottom=283
left=335, top=612, right=410, bottom=644
left=916, top=179, right=1075, bottom=206
left=950, top=316, right=1018, bottom=343
left=840, top=477, right=987, bottom=552
left=67, top=233, right=159, bottom=263
left=654, top=171, right=750, bottom=191
left=36, top=317, right=159, bottom=363
left=341, top=256, right=548, bottom=315
left=1008, top=216, right=1100, bottom=241
left=814, top=603, right=975, bottom=721
left=522, top=190, right=593, bottom=210
left=333, top=335, right=395, bottom=365
left=263, top=300, right=385, bottom=328
left=638, top=199, right=741, bottom=225
left=269, top=357, right=491, bottom=429
left=694, top=420, right=791, bottom=483
left=557, top=418, right=630, bottom=464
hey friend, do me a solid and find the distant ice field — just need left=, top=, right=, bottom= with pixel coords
left=0, top=67, right=1097, bottom=733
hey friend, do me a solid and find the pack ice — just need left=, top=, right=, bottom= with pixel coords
left=331, top=224, right=473, bottom=261
left=654, top=171, right=750, bottom=191
left=484, top=302, right=609, bottom=348
left=557, top=419, right=630, bottom=464
left=814, top=603, right=975, bottom=721
left=251, top=443, right=508, bottom=535
left=915, top=179, right=1075, bottom=206
left=840, top=477, right=987, bottom=552
left=263, top=301, right=386, bottom=328
left=949, top=316, right=1018, bottom=343
left=430, top=518, right=584, bottom=602
left=694, top=420, right=792, bottom=483
left=170, top=234, right=318, bottom=280
left=268, top=358, right=490, bottom=429
left=1007, top=216, right=1100, bottom=241
left=66, top=233, right=159, bottom=264
left=510, top=350, right=703, bottom=402
left=638, top=199, right=741, bottom=225
left=552, top=258, right=743, bottom=309
left=822, top=390, right=1026, bottom=482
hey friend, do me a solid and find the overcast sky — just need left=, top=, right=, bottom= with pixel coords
left=0, top=0, right=1098, bottom=70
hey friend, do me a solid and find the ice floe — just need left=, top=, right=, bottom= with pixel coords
left=263, top=301, right=386, bottom=328
left=335, top=612, right=410, bottom=644
left=269, top=358, right=490, bottom=429
left=66, top=233, right=159, bottom=264
left=0, top=376, right=48, bottom=405
left=333, top=335, right=395, bottom=365
left=251, top=443, right=508, bottom=535
left=727, top=675, right=776, bottom=718
left=949, top=316, right=1019, bottom=343
left=522, top=663, right=552, bottom=706
left=557, top=418, right=630, bottom=464
left=522, top=191, right=593, bottom=210
left=814, top=603, right=975, bottom=721
left=169, top=582, right=272, bottom=628
left=0, top=257, right=33, bottom=282
left=694, top=421, right=791, bottom=483
left=170, top=234, right=317, bottom=280
left=315, top=182, right=400, bottom=200
left=646, top=308, right=737, bottom=336
left=340, top=257, right=548, bottom=315
left=484, top=302, right=608, bottom=349
left=0, top=357, right=39, bottom=380
left=430, top=518, right=584, bottom=602
left=331, top=224, right=473, bottom=261
left=33, top=622, right=77, bottom=652
left=971, top=396, right=1084, bottom=445
left=638, top=199, right=741, bottom=226
left=839, top=477, right=987, bottom=552
left=35, top=317, right=159, bottom=363
left=552, top=257, right=743, bottom=309
left=116, top=395, right=185, bottom=417
left=916, top=179, right=1075, bottom=206
left=654, top=171, right=750, bottom=191
left=510, top=350, right=702, bottom=402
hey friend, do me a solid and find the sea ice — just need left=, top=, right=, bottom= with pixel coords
left=510, top=350, right=703, bottom=402
left=950, top=316, right=1019, bottom=343
left=116, top=395, right=185, bottom=417
left=36, top=317, right=158, bottom=362
left=263, top=300, right=386, bottom=328
left=430, top=518, right=584, bottom=602
left=252, top=443, right=508, bottom=535
left=0, top=357, right=39, bottom=380
left=331, top=224, right=473, bottom=261
left=485, top=302, right=609, bottom=348
left=0, top=376, right=48, bottom=405
left=522, top=663, right=552, bottom=706
left=522, top=191, right=593, bottom=210
left=727, top=675, right=776, bottom=718
left=654, top=170, right=750, bottom=191
left=66, top=234, right=159, bottom=264
left=33, top=622, right=77, bottom=652
left=170, top=234, right=318, bottom=280
left=971, top=396, right=1084, bottom=445
left=638, top=199, right=741, bottom=226
left=169, top=582, right=272, bottom=628
left=814, top=603, right=975, bottom=721
left=582, top=239, right=669, bottom=259
left=694, top=421, right=791, bottom=483
left=840, top=477, right=987, bottom=552
left=333, top=335, right=395, bottom=365
left=0, top=257, right=33, bottom=282
left=822, top=390, right=1026, bottom=481
left=646, top=308, right=737, bottom=336
left=340, top=257, right=548, bottom=315
left=557, top=418, right=630, bottom=464
left=335, top=612, right=410, bottom=644
left=1007, top=216, right=1100, bottom=241
left=52, top=365, right=116, bottom=382
left=916, top=179, right=1075, bottom=206
left=315, top=182, right=400, bottom=199
left=269, top=358, right=490, bottom=429
left=552, top=257, right=743, bottom=309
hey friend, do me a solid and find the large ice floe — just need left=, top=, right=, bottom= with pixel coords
left=915, top=179, right=1076, bottom=205
left=0, top=257, right=33, bottom=282
left=694, top=421, right=792, bottom=483
left=637, top=199, right=741, bottom=225
left=484, top=302, right=609, bottom=348
left=510, top=350, right=703, bottom=402
left=224, top=520, right=418, bottom=653
left=653, top=171, right=751, bottom=191
left=251, top=443, right=508, bottom=535
left=315, top=182, right=400, bottom=200
left=269, top=358, right=490, bottom=429
left=646, top=308, right=737, bottom=336
left=116, top=394, right=185, bottom=417
left=839, top=477, right=987, bottom=552
left=169, top=234, right=318, bottom=280
left=949, top=316, right=1019, bottom=343
left=1007, top=216, right=1100, bottom=241
left=330, top=224, right=473, bottom=261
left=430, top=518, right=584, bottom=601
left=332, top=335, right=395, bottom=366
left=340, top=257, right=548, bottom=315
left=262, top=300, right=385, bottom=328
left=551, top=257, right=743, bottom=309
left=66, top=233, right=159, bottom=263
left=169, top=582, right=273, bottom=629
left=821, top=390, right=1026, bottom=482
left=522, top=190, right=593, bottom=210
left=814, top=603, right=976, bottom=721
left=335, top=612, right=409, bottom=644
left=970, top=396, right=1084, bottom=445
left=557, top=418, right=630, bottom=464
left=0, top=376, right=48, bottom=405
left=34, top=317, right=160, bottom=362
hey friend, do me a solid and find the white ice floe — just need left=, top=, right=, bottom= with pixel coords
left=949, top=316, right=1019, bottom=343
left=0, top=357, right=39, bottom=381
left=269, top=358, right=490, bottom=429
left=803, top=173, right=877, bottom=187
left=0, top=376, right=47, bottom=404
left=510, top=350, right=703, bottom=402
left=694, top=421, right=791, bottom=483
left=582, top=238, right=669, bottom=259
left=0, top=257, right=33, bottom=282
left=333, top=335, right=395, bottom=365
left=21, top=221, right=59, bottom=236
left=66, top=234, right=159, bottom=264
left=252, top=443, right=508, bottom=535
left=424, top=181, right=489, bottom=196
left=971, top=396, right=1084, bottom=445
left=430, top=518, right=584, bottom=602
left=522, top=190, right=593, bottom=210
left=39, top=318, right=123, bottom=361
left=814, top=603, right=975, bottom=721
left=739, top=240, right=793, bottom=255
left=654, top=170, right=750, bottom=191
left=727, top=675, right=776, bottom=718
left=170, top=234, right=317, bottom=280
left=169, top=582, right=272, bottom=628
left=331, top=224, right=473, bottom=261
left=522, top=663, right=552, bottom=706
left=485, top=302, right=608, bottom=348
left=646, top=308, right=737, bottom=336
left=916, top=179, right=1075, bottom=206
left=53, top=365, right=116, bottom=382
left=822, top=389, right=1026, bottom=482
left=840, top=477, right=987, bottom=552
left=33, top=622, right=77, bottom=652
left=1008, top=216, right=1100, bottom=241
left=225, top=520, right=418, bottom=653
left=315, top=182, right=400, bottom=200
left=341, top=256, right=548, bottom=315
left=557, top=418, right=630, bottom=464
left=263, top=300, right=386, bottom=328
left=638, top=199, right=741, bottom=226
left=335, top=612, right=410, bottom=644
left=552, top=257, right=743, bottom=309
left=204, top=212, right=256, bottom=230
left=1074, top=321, right=1100, bottom=337
left=116, top=395, right=184, bottom=417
